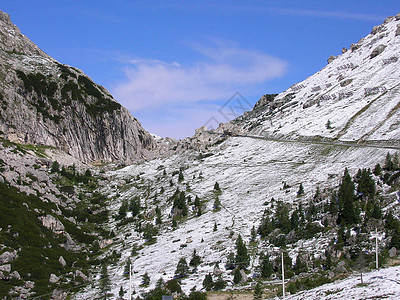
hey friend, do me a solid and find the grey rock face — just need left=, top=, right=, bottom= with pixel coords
left=49, top=273, right=60, bottom=283
left=0, top=250, right=17, bottom=264
left=327, top=55, right=337, bottom=64
left=59, top=256, right=67, bottom=267
left=396, top=24, right=400, bottom=37
left=0, top=264, right=11, bottom=272
left=370, top=44, right=386, bottom=59
left=0, top=10, right=160, bottom=164
left=39, top=215, right=65, bottom=234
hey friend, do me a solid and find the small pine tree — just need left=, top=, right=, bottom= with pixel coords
left=84, top=168, right=92, bottom=177
left=141, top=272, right=150, bottom=286
left=99, top=263, right=111, bottom=297
left=213, top=197, right=221, bottom=210
left=194, top=196, right=201, bottom=207
left=293, top=253, right=308, bottom=275
left=260, top=253, right=273, bottom=278
left=233, top=268, right=242, bottom=284
left=50, top=161, right=60, bottom=173
left=175, top=258, right=189, bottom=279
left=373, top=163, right=382, bottom=176
left=143, top=223, right=158, bottom=241
left=172, top=218, right=177, bottom=229
left=189, top=249, right=201, bottom=267
left=202, top=273, right=214, bottom=291
left=214, top=182, right=220, bottom=191
left=236, top=235, right=250, bottom=269
left=250, top=225, right=257, bottom=241
left=213, top=275, right=227, bottom=290
left=119, top=286, right=125, bottom=298
left=213, top=222, right=218, bottom=231
left=297, top=183, right=304, bottom=196
left=385, top=152, right=394, bottom=171
left=253, top=282, right=263, bottom=300
left=124, top=257, right=131, bottom=278
left=178, top=170, right=184, bottom=182
left=338, top=168, right=358, bottom=225
left=326, top=120, right=332, bottom=129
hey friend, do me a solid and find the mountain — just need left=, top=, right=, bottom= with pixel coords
left=72, top=13, right=400, bottom=300
left=228, top=13, right=400, bottom=145
left=0, top=10, right=158, bottom=164
left=1, top=9, right=400, bottom=300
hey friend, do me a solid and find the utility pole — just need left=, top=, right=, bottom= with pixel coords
left=375, top=228, right=379, bottom=269
left=282, top=252, right=285, bottom=299
left=129, top=264, right=132, bottom=300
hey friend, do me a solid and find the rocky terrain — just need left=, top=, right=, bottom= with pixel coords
left=0, top=10, right=160, bottom=164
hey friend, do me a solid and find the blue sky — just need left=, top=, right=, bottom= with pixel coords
left=1, top=1, right=399, bottom=138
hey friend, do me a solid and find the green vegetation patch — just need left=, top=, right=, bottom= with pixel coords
left=0, top=182, right=89, bottom=297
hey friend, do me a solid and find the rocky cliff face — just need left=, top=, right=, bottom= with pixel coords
left=0, top=10, right=158, bottom=164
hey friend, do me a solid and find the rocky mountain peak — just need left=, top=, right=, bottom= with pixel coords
left=0, top=10, right=162, bottom=163
left=0, top=10, right=47, bottom=57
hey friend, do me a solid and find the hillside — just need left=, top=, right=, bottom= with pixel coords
left=227, top=13, right=400, bottom=147
left=70, top=14, right=400, bottom=300
left=0, top=10, right=159, bottom=164
left=1, top=9, right=400, bottom=300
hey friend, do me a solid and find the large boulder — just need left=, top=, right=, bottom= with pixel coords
left=39, top=215, right=65, bottom=234
left=370, top=44, right=386, bottom=59
left=0, top=250, right=17, bottom=264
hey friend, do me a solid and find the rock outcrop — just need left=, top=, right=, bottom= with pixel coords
left=0, top=10, right=159, bottom=163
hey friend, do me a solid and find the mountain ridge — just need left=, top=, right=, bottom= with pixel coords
left=0, top=9, right=162, bottom=164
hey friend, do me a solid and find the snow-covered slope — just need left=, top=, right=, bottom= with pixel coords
left=273, top=265, right=400, bottom=300
left=76, top=137, right=397, bottom=299
left=233, top=14, right=400, bottom=145
left=72, top=14, right=400, bottom=300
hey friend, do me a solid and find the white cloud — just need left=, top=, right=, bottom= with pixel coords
left=135, top=102, right=224, bottom=139
left=112, top=43, right=287, bottom=112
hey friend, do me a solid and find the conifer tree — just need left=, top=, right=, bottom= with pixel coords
left=297, top=183, right=304, bottom=196
left=373, top=163, right=382, bottom=176
left=141, top=272, right=150, bottom=286
left=175, top=258, right=189, bottom=279
left=178, top=170, right=184, bottom=182
left=50, top=161, right=60, bottom=173
left=253, top=282, right=263, bottom=300
left=260, top=253, right=273, bottom=278
left=99, top=263, right=111, bottom=297
left=119, top=286, right=125, bottom=298
left=194, top=195, right=201, bottom=207
left=233, top=268, right=242, bottom=284
left=214, top=181, right=220, bottom=191
left=385, top=152, right=394, bottom=171
left=124, top=257, right=131, bottom=278
left=189, top=249, right=201, bottom=267
left=250, top=225, right=257, bottom=241
left=338, top=168, right=357, bottom=225
left=213, top=196, right=221, bottom=210
left=236, top=234, right=250, bottom=268
left=202, top=273, right=214, bottom=291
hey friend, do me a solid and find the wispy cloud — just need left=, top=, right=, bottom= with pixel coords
left=112, top=42, right=287, bottom=112
left=136, top=102, right=223, bottom=139
left=146, top=3, right=386, bottom=22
